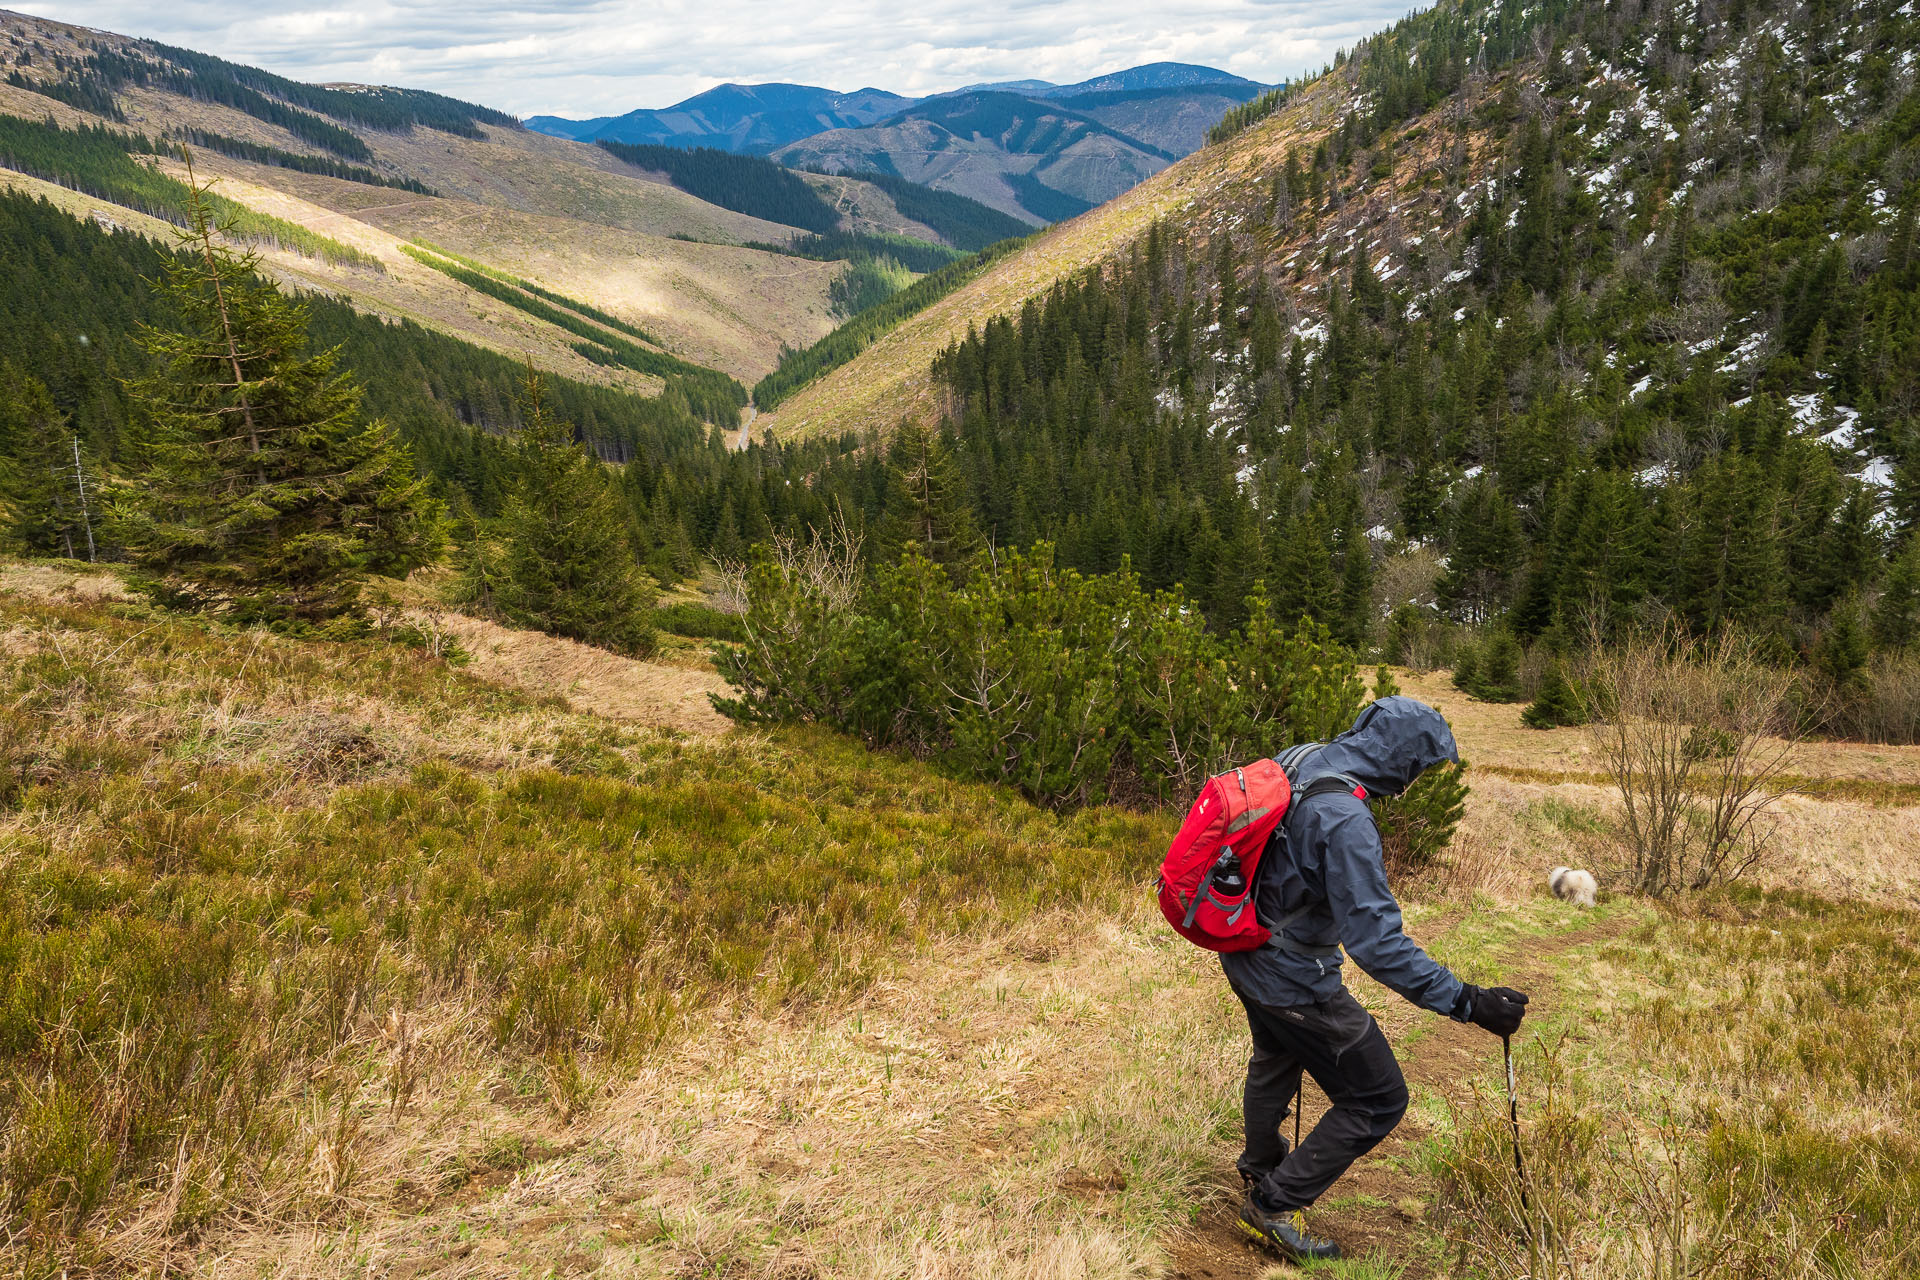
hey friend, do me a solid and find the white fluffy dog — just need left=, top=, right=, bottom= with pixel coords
left=1549, top=866, right=1597, bottom=908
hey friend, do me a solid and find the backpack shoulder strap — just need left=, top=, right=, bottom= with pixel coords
left=1275, top=742, right=1322, bottom=777
left=1294, top=773, right=1369, bottom=804
left=1259, top=756, right=1369, bottom=959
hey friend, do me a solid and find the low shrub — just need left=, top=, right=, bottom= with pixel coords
left=718, top=538, right=1471, bottom=866
left=653, top=600, right=746, bottom=642
left=716, top=541, right=1369, bottom=808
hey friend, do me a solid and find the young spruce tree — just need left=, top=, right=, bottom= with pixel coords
left=495, top=370, right=656, bottom=656
left=0, top=364, right=97, bottom=560
left=114, top=166, right=441, bottom=622
left=882, top=418, right=981, bottom=569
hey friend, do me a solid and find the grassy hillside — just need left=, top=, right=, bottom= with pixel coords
left=2, top=562, right=1914, bottom=1277
left=0, top=10, right=843, bottom=390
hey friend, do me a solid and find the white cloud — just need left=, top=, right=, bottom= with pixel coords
left=12, top=0, right=1408, bottom=118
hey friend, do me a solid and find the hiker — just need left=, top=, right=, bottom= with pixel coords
left=1223, top=697, right=1529, bottom=1262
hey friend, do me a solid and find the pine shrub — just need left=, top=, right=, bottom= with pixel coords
left=716, top=541, right=1373, bottom=809
left=1377, top=760, right=1470, bottom=875
left=1522, top=665, right=1587, bottom=729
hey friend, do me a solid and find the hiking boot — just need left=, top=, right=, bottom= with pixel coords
left=1236, top=1190, right=1341, bottom=1263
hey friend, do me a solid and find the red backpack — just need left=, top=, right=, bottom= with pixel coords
left=1156, top=746, right=1366, bottom=952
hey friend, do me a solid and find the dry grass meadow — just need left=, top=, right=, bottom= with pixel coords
left=0, top=561, right=1913, bottom=1279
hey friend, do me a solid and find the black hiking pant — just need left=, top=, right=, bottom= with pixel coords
left=1234, top=985, right=1409, bottom=1211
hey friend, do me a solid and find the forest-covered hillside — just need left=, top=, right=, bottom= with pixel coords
left=0, top=189, right=857, bottom=581
left=9, top=0, right=1920, bottom=689
left=750, top=0, right=1920, bottom=697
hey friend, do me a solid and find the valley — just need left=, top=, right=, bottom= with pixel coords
left=2, top=0, right=1919, bottom=1275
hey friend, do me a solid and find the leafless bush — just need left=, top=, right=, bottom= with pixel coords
left=1579, top=624, right=1799, bottom=896
left=714, top=504, right=863, bottom=619
left=1827, top=653, right=1920, bottom=744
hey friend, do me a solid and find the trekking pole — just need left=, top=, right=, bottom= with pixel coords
left=1503, top=1034, right=1528, bottom=1214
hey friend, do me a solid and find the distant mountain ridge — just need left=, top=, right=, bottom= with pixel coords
left=526, top=82, right=912, bottom=153
left=774, top=81, right=1265, bottom=224
left=526, top=62, right=1265, bottom=155
left=1036, top=62, right=1264, bottom=98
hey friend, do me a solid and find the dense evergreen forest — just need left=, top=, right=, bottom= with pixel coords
left=0, top=190, right=854, bottom=580
left=821, top=170, right=1032, bottom=251
left=590, top=0, right=1920, bottom=700
left=598, top=140, right=842, bottom=233
left=765, top=0, right=1920, bottom=711
left=0, top=115, right=378, bottom=266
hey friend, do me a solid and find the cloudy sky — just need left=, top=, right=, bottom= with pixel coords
left=12, top=0, right=1411, bottom=119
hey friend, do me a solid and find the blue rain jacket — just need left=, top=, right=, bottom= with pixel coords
left=1220, top=696, right=1468, bottom=1018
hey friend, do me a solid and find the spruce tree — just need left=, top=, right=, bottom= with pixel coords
left=1872, top=538, right=1920, bottom=650
left=1813, top=595, right=1871, bottom=705
left=1522, top=664, right=1586, bottom=728
left=113, top=170, right=441, bottom=622
left=882, top=418, right=981, bottom=569
left=496, top=370, right=655, bottom=655
left=448, top=499, right=507, bottom=619
left=0, top=365, right=96, bottom=560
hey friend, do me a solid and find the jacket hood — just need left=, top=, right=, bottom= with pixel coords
left=1306, top=696, right=1459, bottom=798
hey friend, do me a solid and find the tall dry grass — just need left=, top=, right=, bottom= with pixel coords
left=1437, top=887, right=1920, bottom=1279
left=0, top=586, right=1163, bottom=1274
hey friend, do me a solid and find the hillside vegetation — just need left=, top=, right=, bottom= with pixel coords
left=0, top=10, right=930, bottom=392
left=756, top=0, right=1920, bottom=708
left=1, top=564, right=1914, bottom=1279
left=3, top=4, right=1920, bottom=1273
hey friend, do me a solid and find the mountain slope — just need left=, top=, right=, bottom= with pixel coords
left=756, top=79, right=1327, bottom=438
left=772, top=89, right=1195, bottom=224
left=763, top=0, right=1920, bottom=683
left=0, top=9, right=873, bottom=393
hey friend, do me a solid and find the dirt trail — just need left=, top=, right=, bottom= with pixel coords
left=1164, top=914, right=1626, bottom=1278
left=416, top=607, right=733, bottom=734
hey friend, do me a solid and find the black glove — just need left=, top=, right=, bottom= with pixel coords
left=1459, top=984, right=1529, bottom=1037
